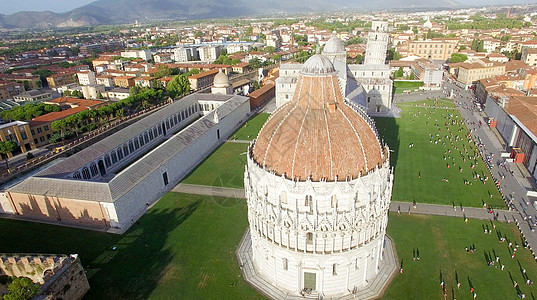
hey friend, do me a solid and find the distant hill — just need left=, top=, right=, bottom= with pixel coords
left=0, top=0, right=463, bottom=29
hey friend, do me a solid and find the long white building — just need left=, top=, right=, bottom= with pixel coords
left=1, top=93, right=251, bottom=231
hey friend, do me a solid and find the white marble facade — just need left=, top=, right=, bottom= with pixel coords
left=244, top=153, right=393, bottom=296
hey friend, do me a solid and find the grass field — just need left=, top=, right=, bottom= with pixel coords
left=383, top=213, right=537, bottom=299
left=230, top=113, right=270, bottom=141
left=0, top=193, right=263, bottom=300
left=375, top=99, right=504, bottom=208
left=0, top=193, right=534, bottom=299
left=181, top=142, right=248, bottom=188
left=181, top=113, right=270, bottom=188
left=393, top=80, right=425, bottom=94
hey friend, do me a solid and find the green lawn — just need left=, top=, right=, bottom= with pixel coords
left=0, top=193, right=263, bottom=300
left=375, top=99, right=504, bottom=208
left=394, top=80, right=425, bottom=94
left=0, top=195, right=533, bottom=299
left=383, top=213, right=537, bottom=299
left=230, top=113, right=270, bottom=141
left=181, top=142, right=248, bottom=188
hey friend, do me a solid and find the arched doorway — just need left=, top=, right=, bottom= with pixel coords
left=98, top=160, right=106, bottom=176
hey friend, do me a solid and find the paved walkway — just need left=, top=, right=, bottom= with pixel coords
left=444, top=80, right=537, bottom=260
left=172, top=184, right=516, bottom=221
left=227, top=139, right=252, bottom=144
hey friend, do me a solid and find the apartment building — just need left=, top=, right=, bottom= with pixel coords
left=406, top=38, right=458, bottom=60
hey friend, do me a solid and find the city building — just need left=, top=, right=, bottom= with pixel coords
left=455, top=59, right=506, bottom=88
left=406, top=39, right=458, bottom=61
left=77, top=70, right=97, bottom=86
left=13, top=90, right=52, bottom=103
left=188, top=69, right=219, bottom=90
left=2, top=93, right=251, bottom=230
left=197, top=45, right=222, bottom=62
left=0, top=81, right=22, bottom=100
left=30, top=106, right=89, bottom=147
left=411, top=60, right=443, bottom=88
left=522, top=47, right=537, bottom=67
left=106, top=88, right=130, bottom=100
left=0, top=121, right=36, bottom=157
left=242, top=53, right=395, bottom=298
left=172, top=47, right=199, bottom=62
left=114, top=76, right=136, bottom=88
left=484, top=95, right=537, bottom=182
left=96, top=75, right=115, bottom=87
left=81, top=84, right=106, bottom=99
left=46, top=72, right=77, bottom=89
left=120, top=50, right=152, bottom=62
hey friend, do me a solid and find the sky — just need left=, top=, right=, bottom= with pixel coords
left=1, top=0, right=95, bottom=15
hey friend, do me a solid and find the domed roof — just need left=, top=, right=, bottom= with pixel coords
left=213, top=69, right=229, bottom=88
left=323, top=31, right=345, bottom=54
left=301, top=54, right=336, bottom=75
left=252, top=54, right=386, bottom=182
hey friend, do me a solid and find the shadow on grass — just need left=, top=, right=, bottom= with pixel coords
left=374, top=117, right=400, bottom=169
left=83, top=199, right=201, bottom=300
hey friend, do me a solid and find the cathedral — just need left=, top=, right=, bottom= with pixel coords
left=276, top=21, right=393, bottom=116
left=242, top=48, right=396, bottom=298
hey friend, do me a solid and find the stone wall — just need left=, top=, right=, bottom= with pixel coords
left=35, top=256, right=89, bottom=300
left=0, top=254, right=89, bottom=300
left=0, top=254, right=61, bottom=284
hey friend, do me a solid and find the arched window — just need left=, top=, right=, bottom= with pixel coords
left=123, top=144, right=129, bottom=156
left=280, top=192, right=287, bottom=204
left=283, top=258, right=288, bottom=270
left=129, top=141, right=135, bottom=153
left=90, top=163, right=98, bottom=177
left=144, top=132, right=149, bottom=144
left=331, top=195, right=337, bottom=208
left=306, top=232, right=313, bottom=245
left=111, top=151, right=118, bottom=163
left=134, top=138, right=140, bottom=150
left=104, top=154, right=111, bottom=167
left=73, top=171, right=81, bottom=179
left=82, top=167, right=90, bottom=179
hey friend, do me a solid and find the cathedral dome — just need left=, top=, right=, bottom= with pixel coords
left=300, top=53, right=336, bottom=75
left=323, top=31, right=345, bottom=54
left=213, top=69, right=229, bottom=88
left=252, top=54, right=386, bottom=182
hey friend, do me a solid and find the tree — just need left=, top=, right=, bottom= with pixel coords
left=249, top=58, right=263, bottom=69
left=0, top=140, right=18, bottom=171
left=394, top=67, right=404, bottom=79
left=450, top=53, right=468, bottom=63
left=4, top=277, right=41, bottom=300
left=387, top=48, right=402, bottom=60
left=271, top=54, right=281, bottom=62
left=3, top=277, right=40, bottom=300
left=71, top=90, right=83, bottom=98
left=252, top=80, right=260, bottom=91
left=459, top=45, right=467, bottom=50
left=166, top=75, right=191, bottom=97
left=264, top=46, right=276, bottom=54
left=471, top=39, right=485, bottom=52
left=152, top=65, right=173, bottom=78
left=97, top=92, right=105, bottom=99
